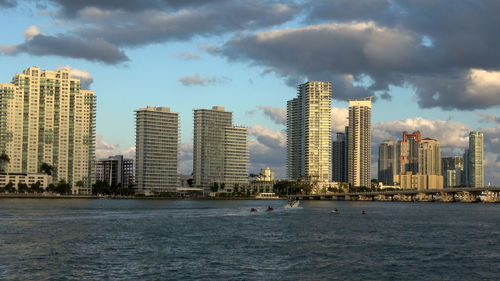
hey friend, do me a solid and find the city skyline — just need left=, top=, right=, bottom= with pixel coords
left=0, top=1, right=499, bottom=184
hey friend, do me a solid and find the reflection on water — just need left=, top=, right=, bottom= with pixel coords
left=1, top=199, right=500, bottom=280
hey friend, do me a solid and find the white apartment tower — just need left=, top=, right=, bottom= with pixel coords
left=468, top=131, right=484, bottom=187
left=193, top=106, right=248, bottom=190
left=135, top=106, right=179, bottom=192
left=287, top=81, right=332, bottom=184
left=0, top=66, right=95, bottom=193
left=348, top=97, right=372, bottom=187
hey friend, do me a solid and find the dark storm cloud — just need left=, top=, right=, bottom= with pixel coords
left=0, top=0, right=16, bottom=8
left=218, top=0, right=500, bottom=109
left=9, top=34, right=129, bottom=64
left=72, top=1, right=299, bottom=47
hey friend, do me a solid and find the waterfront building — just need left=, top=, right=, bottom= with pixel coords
left=0, top=66, right=95, bottom=194
left=135, top=106, right=179, bottom=192
left=332, top=130, right=348, bottom=182
left=193, top=106, right=248, bottom=191
left=256, top=167, right=275, bottom=182
left=442, top=156, right=464, bottom=187
left=347, top=97, right=372, bottom=188
left=378, top=140, right=397, bottom=184
left=0, top=173, right=52, bottom=189
left=393, top=172, right=443, bottom=190
left=96, top=155, right=134, bottom=187
left=468, top=131, right=484, bottom=188
left=418, top=138, right=442, bottom=176
left=287, top=81, right=332, bottom=187
left=398, top=131, right=421, bottom=174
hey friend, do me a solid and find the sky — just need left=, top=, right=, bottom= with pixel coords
left=0, top=0, right=499, bottom=184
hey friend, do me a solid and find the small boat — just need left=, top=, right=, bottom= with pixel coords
left=266, top=206, right=274, bottom=212
left=332, top=208, right=339, bottom=214
left=285, top=199, right=300, bottom=209
left=250, top=208, right=257, bottom=213
left=361, top=210, right=366, bottom=215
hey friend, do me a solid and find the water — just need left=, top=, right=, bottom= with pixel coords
left=1, top=199, right=500, bottom=280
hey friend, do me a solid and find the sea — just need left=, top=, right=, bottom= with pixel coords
left=1, top=199, right=499, bottom=280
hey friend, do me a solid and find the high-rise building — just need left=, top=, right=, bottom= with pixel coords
left=135, top=106, right=179, bottom=192
left=442, top=156, right=463, bottom=187
left=378, top=140, right=397, bottom=183
left=347, top=97, right=372, bottom=187
left=398, top=131, right=421, bottom=174
left=0, top=66, right=95, bottom=194
left=332, top=130, right=348, bottom=182
left=287, top=81, right=332, bottom=185
left=468, top=131, right=484, bottom=187
left=418, top=138, right=442, bottom=176
left=193, top=106, right=248, bottom=191
left=96, top=155, right=134, bottom=187
left=463, top=149, right=470, bottom=186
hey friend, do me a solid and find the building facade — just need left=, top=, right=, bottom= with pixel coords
left=398, top=131, right=421, bottom=174
left=393, top=172, right=444, bottom=190
left=332, top=130, right=348, bottom=182
left=0, top=66, right=95, bottom=194
left=442, top=156, right=464, bottom=187
left=287, top=81, right=332, bottom=186
left=378, top=140, right=397, bottom=184
left=96, top=155, right=134, bottom=187
left=418, top=138, right=442, bottom=176
left=468, top=131, right=484, bottom=188
left=135, top=106, right=179, bottom=192
left=347, top=97, right=372, bottom=187
left=193, top=106, right=248, bottom=191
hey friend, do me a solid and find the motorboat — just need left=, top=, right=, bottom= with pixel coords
left=250, top=208, right=257, bottom=213
left=266, top=206, right=274, bottom=212
left=332, top=208, right=339, bottom=214
left=285, top=199, right=300, bottom=209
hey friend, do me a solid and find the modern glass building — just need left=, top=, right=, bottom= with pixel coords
left=0, top=66, right=95, bottom=194
left=378, top=140, right=397, bottom=184
left=468, top=131, right=484, bottom=187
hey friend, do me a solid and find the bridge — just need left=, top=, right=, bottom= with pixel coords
left=291, top=187, right=500, bottom=203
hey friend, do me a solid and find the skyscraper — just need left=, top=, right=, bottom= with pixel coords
left=287, top=81, right=332, bottom=185
left=347, top=97, right=372, bottom=188
left=135, top=106, right=179, bottom=192
left=332, top=130, right=348, bottom=182
left=442, top=156, right=464, bottom=187
left=0, top=66, right=95, bottom=193
left=193, top=106, right=248, bottom=191
left=378, top=140, right=397, bottom=184
left=468, top=131, right=484, bottom=187
left=418, top=138, right=442, bottom=176
left=398, top=131, right=421, bottom=174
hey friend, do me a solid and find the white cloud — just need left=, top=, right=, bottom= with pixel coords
left=23, top=25, right=40, bottom=41
left=179, top=73, right=230, bottom=86
left=95, top=135, right=135, bottom=160
left=331, top=106, right=348, bottom=133
left=257, top=106, right=286, bottom=125
left=55, top=65, right=94, bottom=89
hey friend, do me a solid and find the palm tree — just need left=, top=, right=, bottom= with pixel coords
left=0, top=153, right=10, bottom=172
left=40, top=163, right=54, bottom=175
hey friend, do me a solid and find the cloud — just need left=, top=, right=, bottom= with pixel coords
left=477, top=113, right=500, bottom=124
left=0, top=0, right=16, bottom=8
left=248, top=125, right=287, bottom=178
left=331, top=106, right=348, bottom=133
left=257, top=106, right=286, bottom=125
left=55, top=65, right=94, bottom=89
left=179, top=142, right=193, bottom=175
left=178, top=73, right=230, bottom=86
left=95, top=135, right=135, bottom=160
left=1, top=27, right=129, bottom=64
left=179, top=73, right=217, bottom=86
left=173, top=51, right=200, bottom=60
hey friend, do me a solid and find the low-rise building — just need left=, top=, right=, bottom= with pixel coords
left=393, top=172, right=443, bottom=190
left=0, top=173, right=52, bottom=189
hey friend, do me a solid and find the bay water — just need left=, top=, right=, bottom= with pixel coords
left=1, top=199, right=499, bottom=280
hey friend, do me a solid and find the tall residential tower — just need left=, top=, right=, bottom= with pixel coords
left=287, top=81, right=332, bottom=186
left=193, top=106, right=248, bottom=191
left=347, top=97, right=372, bottom=187
left=378, top=140, right=397, bottom=184
left=0, top=66, right=95, bottom=193
left=135, top=106, right=179, bottom=192
left=468, top=131, right=484, bottom=187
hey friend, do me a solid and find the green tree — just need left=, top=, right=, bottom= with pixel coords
left=29, top=181, right=43, bottom=193
left=17, top=183, right=28, bottom=193
left=4, top=182, right=15, bottom=193
left=0, top=153, right=10, bottom=172
left=56, top=180, right=71, bottom=194
left=211, top=182, right=219, bottom=193
left=40, top=163, right=54, bottom=175
left=92, top=180, right=110, bottom=195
